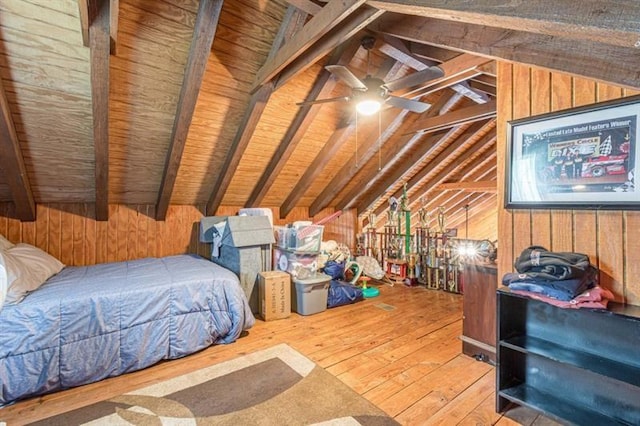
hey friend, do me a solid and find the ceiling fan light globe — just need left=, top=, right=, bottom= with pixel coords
left=356, top=99, right=381, bottom=115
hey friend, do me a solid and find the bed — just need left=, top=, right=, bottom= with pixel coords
left=0, top=251, right=255, bottom=407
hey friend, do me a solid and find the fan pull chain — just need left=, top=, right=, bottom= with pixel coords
left=355, top=112, right=359, bottom=168
left=378, top=109, right=382, bottom=171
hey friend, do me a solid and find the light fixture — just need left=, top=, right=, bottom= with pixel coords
left=356, top=98, right=381, bottom=115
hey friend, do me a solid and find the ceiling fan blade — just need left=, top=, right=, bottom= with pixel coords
left=386, top=96, right=431, bottom=113
left=296, top=96, right=350, bottom=107
left=325, top=65, right=367, bottom=90
left=383, top=66, right=445, bottom=92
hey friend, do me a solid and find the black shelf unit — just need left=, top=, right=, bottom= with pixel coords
left=496, top=288, right=640, bottom=425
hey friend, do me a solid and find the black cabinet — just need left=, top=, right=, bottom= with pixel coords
left=496, top=288, right=640, bottom=425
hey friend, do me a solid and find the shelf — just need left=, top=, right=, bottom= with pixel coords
left=501, top=335, right=640, bottom=388
left=499, top=384, right=624, bottom=426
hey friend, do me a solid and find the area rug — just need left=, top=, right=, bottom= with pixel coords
left=30, top=344, right=399, bottom=425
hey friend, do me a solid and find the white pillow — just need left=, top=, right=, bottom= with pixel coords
left=0, top=259, right=7, bottom=308
left=3, top=243, right=65, bottom=305
left=0, top=234, right=14, bottom=251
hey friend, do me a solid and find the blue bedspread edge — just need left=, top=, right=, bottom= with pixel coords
left=0, top=254, right=255, bottom=406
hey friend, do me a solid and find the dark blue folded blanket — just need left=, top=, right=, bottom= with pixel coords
left=503, top=265, right=597, bottom=301
left=514, top=246, right=591, bottom=281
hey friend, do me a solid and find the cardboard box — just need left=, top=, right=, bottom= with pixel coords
left=258, top=271, right=291, bottom=321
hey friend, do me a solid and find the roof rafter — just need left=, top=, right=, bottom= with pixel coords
left=371, top=13, right=640, bottom=90
left=245, top=37, right=362, bottom=208
left=334, top=91, right=458, bottom=212
left=0, top=77, right=35, bottom=221
left=156, top=0, right=224, bottom=221
left=370, top=120, right=496, bottom=217
left=367, top=0, right=640, bottom=49
left=206, top=6, right=308, bottom=215
left=88, top=0, right=111, bottom=221
left=274, top=5, right=384, bottom=90
left=251, top=0, right=369, bottom=92
left=281, top=59, right=405, bottom=219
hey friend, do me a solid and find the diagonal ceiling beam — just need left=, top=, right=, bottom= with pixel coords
left=156, top=0, right=224, bottom=221
left=373, top=147, right=496, bottom=230
left=78, top=0, right=119, bottom=55
left=251, top=0, right=369, bottom=92
left=362, top=121, right=487, bottom=217
left=403, top=100, right=496, bottom=135
left=370, top=120, right=495, bottom=217
left=206, top=7, right=308, bottom=215
left=0, top=78, right=35, bottom=221
left=285, top=0, right=322, bottom=15
left=245, top=37, right=362, bottom=208
left=89, top=0, right=110, bottom=221
left=372, top=13, right=640, bottom=90
left=334, top=90, right=457, bottom=212
left=403, top=129, right=497, bottom=220
left=274, top=6, right=384, bottom=90
left=283, top=59, right=404, bottom=219
left=436, top=180, right=497, bottom=193
left=306, top=107, right=409, bottom=218
left=410, top=149, right=497, bottom=225
left=367, top=0, right=640, bottom=49
left=280, top=116, right=355, bottom=219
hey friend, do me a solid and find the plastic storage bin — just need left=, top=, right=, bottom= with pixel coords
left=292, top=273, right=330, bottom=315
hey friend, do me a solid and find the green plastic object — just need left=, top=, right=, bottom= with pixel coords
left=362, top=286, right=380, bottom=298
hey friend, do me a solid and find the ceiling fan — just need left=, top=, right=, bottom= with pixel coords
left=297, top=36, right=445, bottom=115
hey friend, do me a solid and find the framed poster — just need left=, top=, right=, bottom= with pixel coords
left=505, top=95, right=640, bottom=210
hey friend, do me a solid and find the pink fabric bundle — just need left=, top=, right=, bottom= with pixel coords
left=511, top=286, right=615, bottom=309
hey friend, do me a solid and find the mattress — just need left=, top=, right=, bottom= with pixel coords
left=0, top=254, right=255, bottom=406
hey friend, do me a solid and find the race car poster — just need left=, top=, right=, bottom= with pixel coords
left=505, top=95, right=640, bottom=209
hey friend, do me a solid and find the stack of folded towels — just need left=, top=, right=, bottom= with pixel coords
left=502, top=246, right=614, bottom=309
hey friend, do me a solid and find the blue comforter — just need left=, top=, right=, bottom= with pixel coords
left=0, top=254, right=255, bottom=406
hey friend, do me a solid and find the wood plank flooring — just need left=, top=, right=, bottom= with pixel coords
left=0, top=283, right=558, bottom=425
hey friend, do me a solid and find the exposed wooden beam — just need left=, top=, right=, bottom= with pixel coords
left=370, top=121, right=495, bottom=217
left=403, top=100, right=496, bottom=135
left=378, top=148, right=495, bottom=230
left=206, top=84, right=273, bottom=214
left=280, top=117, right=355, bottom=219
left=284, top=60, right=405, bottom=218
left=363, top=121, right=488, bottom=217
left=251, top=0, right=368, bottom=92
left=408, top=42, right=460, bottom=63
left=367, top=0, right=640, bottom=49
left=78, top=0, right=118, bottom=54
left=156, top=0, right=223, bottom=221
left=335, top=90, right=457, bottom=212
left=206, top=7, right=307, bottom=215
left=0, top=78, right=35, bottom=221
left=78, top=0, right=90, bottom=47
left=468, top=80, right=496, bottom=97
left=246, top=38, right=362, bottom=208
left=90, top=0, right=110, bottom=221
left=436, top=180, right=497, bottom=193
left=285, top=0, right=322, bottom=15
left=109, top=0, right=118, bottom=55
left=372, top=13, right=640, bottom=90
left=307, top=107, right=409, bottom=218
left=274, top=6, right=384, bottom=90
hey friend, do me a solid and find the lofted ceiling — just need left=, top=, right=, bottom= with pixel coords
left=0, top=0, right=638, bottom=238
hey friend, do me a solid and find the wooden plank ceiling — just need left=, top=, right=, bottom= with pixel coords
left=0, top=0, right=638, bottom=236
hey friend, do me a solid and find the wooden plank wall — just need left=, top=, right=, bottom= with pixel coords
left=497, top=62, right=640, bottom=305
left=0, top=203, right=357, bottom=266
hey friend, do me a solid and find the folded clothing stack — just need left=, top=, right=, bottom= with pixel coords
left=510, top=286, right=614, bottom=310
left=503, top=246, right=599, bottom=302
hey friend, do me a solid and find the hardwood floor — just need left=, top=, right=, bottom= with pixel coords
left=0, top=283, right=558, bottom=425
